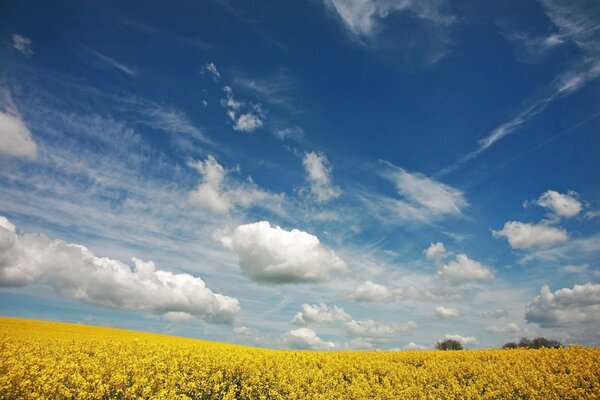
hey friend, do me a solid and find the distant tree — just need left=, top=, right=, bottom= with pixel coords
left=435, top=339, right=463, bottom=351
left=531, top=337, right=562, bottom=349
left=503, top=337, right=563, bottom=349
left=518, top=337, right=533, bottom=348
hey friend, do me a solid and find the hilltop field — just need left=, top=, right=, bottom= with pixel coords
left=1, top=317, right=599, bottom=399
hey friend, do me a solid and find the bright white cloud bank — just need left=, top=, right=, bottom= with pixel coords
left=188, top=155, right=278, bottom=214
left=302, top=151, right=341, bottom=203
left=493, top=221, right=568, bottom=249
left=217, top=221, right=347, bottom=283
left=0, top=215, right=239, bottom=323
left=292, top=303, right=351, bottom=325
left=525, top=283, right=600, bottom=327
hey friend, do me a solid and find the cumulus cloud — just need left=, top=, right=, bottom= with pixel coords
left=279, top=328, right=335, bottom=350
left=292, top=303, right=351, bottom=325
left=0, top=90, right=37, bottom=159
left=424, top=242, right=447, bottom=263
left=188, top=155, right=279, bottom=214
left=217, top=221, right=347, bottom=283
left=525, top=283, right=600, bottom=327
left=436, top=254, right=494, bottom=285
left=345, top=319, right=417, bottom=339
left=323, top=0, right=453, bottom=38
left=12, top=34, right=32, bottom=55
left=485, top=322, right=522, bottom=335
left=444, top=334, right=477, bottom=345
left=352, top=280, right=391, bottom=302
left=493, top=221, right=568, bottom=249
left=202, top=62, right=221, bottom=81
left=221, top=86, right=263, bottom=132
left=0, top=216, right=240, bottom=323
left=233, top=326, right=259, bottom=337
left=302, top=151, right=341, bottom=203
left=366, top=162, right=468, bottom=224
left=233, top=113, right=263, bottom=132
left=404, top=342, right=428, bottom=350
left=435, top=306, right=458, bottom=319
left=534, top=190, right=582, bottom=219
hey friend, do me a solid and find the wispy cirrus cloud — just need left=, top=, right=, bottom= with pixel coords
left=361, top=161, right=468, bottom=224
left=441, top=1, right=600, bottom=175
left=0, top=89, right=37, bottom=159
left=323, top=0, right=454, bottom=38
left=83, top=46, right=137, bottom=76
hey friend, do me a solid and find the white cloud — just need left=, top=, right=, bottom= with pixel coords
left=12, top=34, right=32, bottom=55
left=435, top=306, right=458, bottom=319
left=0, top=216, right=240, bottom=323
left=163, top=311, right=195, bottom=323
left=493, top=221, right=568, bottom=249
left=292, top=303, right=351, bottom=325
left=441, top=1, right=600, bottom=175
left=0, top=90, right=37, bottom=159
left=233, top=326, right=259, bottom=337
left=525, top=283, right=600, bottom=327
left=345, top=319, right=417, bottom=338
left=188, top=155, right=278, bottom=214
left=436, top=254, right=494, bottom=285
left=485, top=322, right=522, bottom=335
left=352, top=280, right=391, bottom=302
left=233, top=113, right=263, bottom=132
left=404, top=342, right=428, bottom=350
left=323, top=0, right=453, bottom=38
left=302, top=151, right=341, bottom=203
left=535, top=190, right=582, bottom=219
left=563, top=264, right=589, bottom=273
left=482, top=308, right=509, bottom=319
left=444, top=334, right=477, bottom=345
left=584, top=210, right=600, bottom=219
left=279, top=328, right=335, bottom=350
left=202, top=62, right=221, bottom=81
left=368, top=162, right=468, bottom=224
left=217, top=221, right=347, bottom=283
left=85, top=47, right=136, bottom=76
left=274, top=126, right=304, bottom=141
left=424, top=242, right=447, bottom=263
left=221, top=86, right=264, bottom=132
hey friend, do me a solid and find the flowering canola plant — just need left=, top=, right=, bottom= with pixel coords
left=1, top=317, right=599, bottom=399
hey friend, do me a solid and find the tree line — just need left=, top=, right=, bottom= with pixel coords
left=435, top=337, right=563, bottom=351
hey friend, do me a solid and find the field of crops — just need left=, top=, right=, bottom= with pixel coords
left=1, top=317, right=599, bottom=399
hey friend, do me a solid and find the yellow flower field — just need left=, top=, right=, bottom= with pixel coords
left=1, top=317, right=599, bottom=399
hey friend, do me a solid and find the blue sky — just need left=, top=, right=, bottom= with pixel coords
left=0, top=0, right=599, bottom=350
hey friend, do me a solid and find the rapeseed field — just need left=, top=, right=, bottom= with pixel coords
left=1, top=317, right=598, bottom=399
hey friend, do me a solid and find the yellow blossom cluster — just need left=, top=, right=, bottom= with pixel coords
left=1, top=317, right=599, bottom=399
